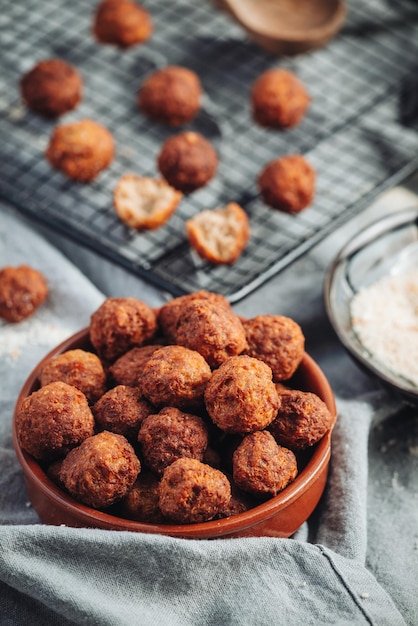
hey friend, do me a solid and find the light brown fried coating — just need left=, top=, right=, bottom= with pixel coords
left=118, top=472, right=164, bottom=523
left=15, top=381, right=95, bottom=461
left=46, top=119, right=115, bottom=182
left=113, top=175, right=182, bottom=231
left=20, top=58, right=83, bottom=117
left=109, top=344, right=161, bottom=387
left=269, top=389, right=334, bottom=450
left=251, top=68, right=310, bottom=129
left=0, top=265, right=48, bottom=323
left=139, top=344, right=211, bottom=409
left=60, top=430, right=140, bottom=509
left=93, top=385, right=153, bottom=441
left=138, top=406, right=209, bottom=476
left=186, top=202, right=250, bottom=265
left=138, top=65, right=202, bottom=126
left=93, top=0, right=153, bottom=48
left=243, top=314, right=305, bottom=381
left=89, top=297, right=157, bottom=362
left=204, top=355, right=280, bottom=434
left=159, top=457, right=231, bottom=523
left=39, top=349, right=107, bottom=404
left=258, top=154, right=315, bottom=214
left=232, top=430, right=298, bottom=496
left=174, top=300, right=247, bottom=368
left=157, top=290, right=230, bottom=344
left=157, top=131, right=218, bottom=193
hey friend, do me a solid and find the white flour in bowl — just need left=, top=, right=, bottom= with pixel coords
left=350, top=271, right=418, bottom=388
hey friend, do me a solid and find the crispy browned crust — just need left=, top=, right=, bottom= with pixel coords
left=39, top=349, right=107, bottom=404
left=46, top=119, right=115, bottom=182
left=258, top=154, right=316, bottom=213
left=159, top=457, right=231, bottom=523
left=138, top=406, right=209, bottom=476
left=0, top=265, right=48, bottom=322
left=138, top=65, right=202, bottom=126
left=232, top=430, right=298, bottom=496
left=93, top=0, right=153, bottom=48
left=93, top=385, right=153, bottom=441
left=186, top=202, right=250, bottom=265
left=118, top=472, right=164, bottom=523
left=16, top=381, right=95, bottom=461
left=109, top=345, right=162, bottom=386
left=242, top=314, right=305, bottom=381
left=113, top=174, right=182, bottom=231
left=204, top=355, right=280, bottom=433
left=251, top=68, right=310, bottom=129
left=59, top=431, right=140, bottom=509
left=157, top=131, right=218, bottom=193
left=269, top=389, right=334, bottom=450
left=20, top=58, right=83, bottom=117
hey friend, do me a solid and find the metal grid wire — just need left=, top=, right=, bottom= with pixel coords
left=1, top=0, right=418, bottom=301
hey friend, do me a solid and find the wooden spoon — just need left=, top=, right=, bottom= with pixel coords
left=214, top=0, right=347, bottom=56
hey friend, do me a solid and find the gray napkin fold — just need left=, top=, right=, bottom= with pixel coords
left=0, top=204, right=412, bottom=625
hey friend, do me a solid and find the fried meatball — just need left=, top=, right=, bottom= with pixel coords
left=46, top=119, right=115, bottom=182
left=157, top=290, right=230, bottom=344
left=93, top=0, right=153, bottom=48
left=186, top=202, right=250, bottom=265
left=118, top=472, right=164, bottom=523
left=204, top=355, right=280, bottom=434
left=251, top=68, right=310, bottom=129
left=138, top=65, right=202, bottom=126
left=138, top=407, right=209, bottom=476
left=113, top=174, right=182, bottom=231
left=139, top=345, right=211, bottom=409
left=93, top=385, right=153, bottom=441
left=20, top=58, right=83, bottom=117
left=15, top=381, right=95, bottom=461
left=90, top=297, right=157, bottom=362
left=109, top=344, right=161, bottom=386
left=269, top=389, right=334, bottom=450
left=174, top=300, right=247, bottom=368
left=159, top=458, right=231, bottom=523
left=243, top=315, right=305, bottom=381
left=39, top=349, right=106, bottom=404
left=232, top=430, right=298, bottom=496
left=258, top=154, right=315, bottom=213
left=157, top=131, right=218, bottom=193
left=0, top=265, right=48, bottom=323
left=60, top=430, right=140, bottom=509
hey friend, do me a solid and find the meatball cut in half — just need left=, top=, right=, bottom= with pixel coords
left=113, top=174, right=182, bottom=231
left=157, top=131, right=218, bottom=193
left=258, top=154, right=315, bottom=214
left=269, top=389, right=334, bottom=451
left=159, top=458, right=231, bottom=524
left=233, top=430, right=298, bottom=497
left=204, top=355, right=280, bottom=434
left=251, top=68, right=310, bottom=129
left=138, top=65, right=202, bottom=126
left=139, top=344, right=211, bottom=409
left=15, top=381, right=95, bottom=461
left=46, top=119, right=115, bottom=182
left=59, top=431, right=140, bottom=509
left=243, top=314, right=305, bottom=381
left=89, top=297, right=157, bottom=362
left=186, top=202, right=250, bottom=265
left=93, top=0, right=153, bottom=48
left=20, top=58, right=83, bottom=117
left=0, top=265, right=48, bottom=323
left=39, top=348, right=107, bottom=404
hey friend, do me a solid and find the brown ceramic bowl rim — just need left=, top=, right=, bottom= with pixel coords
left=13, top=327, right=337, bottom=538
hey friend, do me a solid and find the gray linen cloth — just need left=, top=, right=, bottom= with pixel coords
left=1, top=203, right=417, bottom=626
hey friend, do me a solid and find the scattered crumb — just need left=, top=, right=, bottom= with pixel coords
left=360, top=592, right=370, bottom=600
left=391, top=472, right=400, bottom=490
left=409, top=445, right=418, bottom=456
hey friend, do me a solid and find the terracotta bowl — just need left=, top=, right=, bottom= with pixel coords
left=13, top=328, right=337, bottom=539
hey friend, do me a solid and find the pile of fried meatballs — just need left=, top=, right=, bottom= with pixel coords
left=16, top=291, right=334, bottom=525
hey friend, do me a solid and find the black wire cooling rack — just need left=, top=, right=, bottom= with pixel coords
left=1, top=0, right=418, bottom=302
